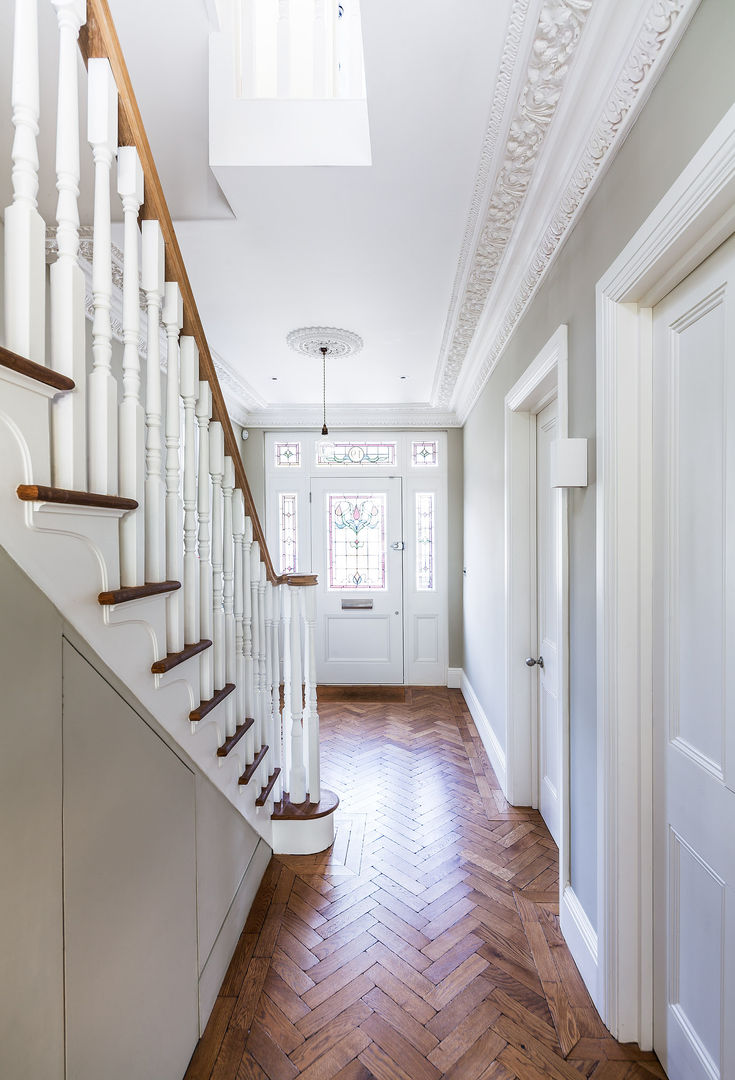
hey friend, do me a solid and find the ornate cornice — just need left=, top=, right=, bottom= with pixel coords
left=242, top=403, right=461, bottom=429
left=433, top=0, right=593, bottom=409
left=457, top=0, right=698, bottom=420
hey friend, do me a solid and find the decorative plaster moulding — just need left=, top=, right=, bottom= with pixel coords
left=286, top=326, right=364, bottom=360
left=241, top=403, right=461, bottom=429
left=432, top=0, right=701, bottom=423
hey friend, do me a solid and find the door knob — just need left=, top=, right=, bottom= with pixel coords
left=525, top=656, right=544, bottom=668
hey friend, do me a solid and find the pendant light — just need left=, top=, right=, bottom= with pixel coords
left=320, top=345, right=329, bottom=436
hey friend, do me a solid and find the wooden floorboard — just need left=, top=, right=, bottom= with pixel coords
left=185, top=688, right=666, bottom=1080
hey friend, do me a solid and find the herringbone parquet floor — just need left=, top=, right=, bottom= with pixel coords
left=185, top=688, right=666, bottom=1080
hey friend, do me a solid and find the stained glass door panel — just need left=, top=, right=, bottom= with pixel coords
left=311, top=478, right=404, bottom=684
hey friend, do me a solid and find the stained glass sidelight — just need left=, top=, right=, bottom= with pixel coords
left=327, top=493, right=387, bottom=590
left=412, top=440, right=438, bottom=466
left=279, top=493, right=298, bottom=573
left=317, top=441, right=396, bottom=466
left=275, top=441, right=301, bottom=467
left=416, top=492, right=435, bottom=590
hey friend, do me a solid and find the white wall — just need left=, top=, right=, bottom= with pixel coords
left=0, top=545, right=270, bottom=1079
left=462, top=0, right=735, bottom=928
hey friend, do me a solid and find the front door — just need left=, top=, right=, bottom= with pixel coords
left=536, top=399, right=561, bottom=844
left=310, top=477, right=404, bottom=684
left=652, top=234, right=735, bottom=1080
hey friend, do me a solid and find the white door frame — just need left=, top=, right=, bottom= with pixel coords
left=505, top=325, right=570, bottom=896
left=596, top=103, right=735, bottom=1047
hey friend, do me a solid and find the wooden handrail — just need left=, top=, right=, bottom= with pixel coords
left=78, top=0, right=280, bottom=581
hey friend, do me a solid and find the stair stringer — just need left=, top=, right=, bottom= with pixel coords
left=0, top=380, right=276, bottom=845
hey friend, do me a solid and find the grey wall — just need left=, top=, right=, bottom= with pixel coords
left=462, top=0, right=735, bottom=927
left=235, top=424, right=464, bottom=667
left=0, top=545, right=270, bottom=1080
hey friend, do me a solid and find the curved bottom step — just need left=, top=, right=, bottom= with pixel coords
left=270, top=788, right=340, bottom=855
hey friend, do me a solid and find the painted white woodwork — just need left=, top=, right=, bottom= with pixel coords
left=142, top=220, right=165, bottom=583
left=180, top=338, right=200, bottom=644
left=50, top=0, right=86, bottom=492
left=288, top=585, right=307, bottom=803
left=596, top=105, right=735, bottom=1044
left=302, top=584, right=319, bottom=801
left=651, top=236, right=735, bottom=1080
left=209, top=423, right=225, bottom=710
left=550, top=438, right=588, bottom=488
left=116, top=147, right=145, bottom=586
left=86, top=58, right=118, bottom=496
left=281, top=575, right=293, bottom=787
left=239, top=0, right=257, bottom=99
left=263, top=578, right=274, bottom=778
left=196, top=381, right=213, bottom=701
left=232, top=490, right=245, bottom=733
left=276, top=0, right=291, bottom=99
left=249, top=540, right=262, bottom=750
left=270, top=584, right=282, bottom=800
left=222, top=457, right=236, bottom=737
left=4, top=0, right=45, bottom=366
left=243, top=517, right=255, bottom=761
left=310, top=475, right=404, bottom=684
left=163, top=281, right=184, bottom=653
left=258, top=562, right=268, bottom=768
left=312, top=0, right=328, bottom=98
left=536, top=400, right=561, bottom=846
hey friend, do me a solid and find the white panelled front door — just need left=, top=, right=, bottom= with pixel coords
left=310, top=477, right=404, bottom=684
left=652, top=235, right=735, bottom=1080
left=535, top=400, right=561, bottom=844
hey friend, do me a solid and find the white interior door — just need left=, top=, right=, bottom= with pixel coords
left=653, top=234, right=735, bottom=1080
left=536, top=400, right=561, bottom=844
left=311, top=477, right=404, bottom=684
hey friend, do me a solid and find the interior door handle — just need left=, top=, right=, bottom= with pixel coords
left=525, top=656, right=544, bottom=668
left=390, top=541, right=405, bottom=551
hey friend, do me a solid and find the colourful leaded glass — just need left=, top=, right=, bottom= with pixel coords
left=317, top=441, right=396, bottom=466
left=275, top=441, right=301, bottom=467
left=327, top=493, right=386, bottom=590
left=412, top=440, right=438, bottom=466
left=416, top=492, right=435, bottom=590
left=279, top=493, right=298, bottom=573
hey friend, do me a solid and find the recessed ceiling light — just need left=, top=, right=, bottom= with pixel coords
left=400, top=375, right=407, bottom=380
left=272, top=377, right=278, bottom=381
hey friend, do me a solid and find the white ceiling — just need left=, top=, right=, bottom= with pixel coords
left=0, top=0, right=695, bottom=426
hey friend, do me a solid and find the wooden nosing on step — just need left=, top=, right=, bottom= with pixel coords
left=255, top=768, right=281, bottom=806
left=239, top=745, right=268, bottom=785
left=18, top=485, right=138, bottom=511
left=271, top=788, right=340, bottom=820
left=189, top=683, right=236, bottom=722
left=151, top=639, right=212, bottom=673
left=1, top=346, right=75, bottom=391
left=217, top=717, right=255, bottom=757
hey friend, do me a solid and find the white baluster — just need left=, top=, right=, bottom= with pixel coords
left=233, top=490, right=246, bottom=733
left=250, top=540, right=262, bottom=749
left=240, top=0, right=257, bottom=98
left=142, top=220, right=165, bottom=583
left=181, top=338, right=200, bottom=645
left=243, top=517, right=255, bottom=762
left=271, top=582, right=282, bottom=799
left=277, top=0, right=291, bottom=98
left=210, top=422, right=225, bottom=703
left=259, top=563, right=268, bottom=763
left=302, top=584, right=320, bottom=802
left=281, top=582, right=293, bottom=792
left=313, top=0, right=329, bottom=98
left=50, top=0, right=86, bottom=489
left=264, top=578, right=274, bottom=779
left=196, top=381, right=213, bottom=701
left=163, top=281, right=184, bottom=652
left=116, top=147, right=144, bottom=585
left=4, top=0, right=45, bottom=364
left=288, top=585, right=307, bottom=803
left=222, top=457, right=236, bottom=737
left=87, top=59, right=118, bottom=494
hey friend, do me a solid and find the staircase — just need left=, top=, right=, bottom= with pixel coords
left=0, top=0, right=337, bottom=855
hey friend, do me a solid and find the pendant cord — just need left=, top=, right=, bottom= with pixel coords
left=321, top=346, right=328, bottom=435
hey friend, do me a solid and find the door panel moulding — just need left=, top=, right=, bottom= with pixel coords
left=596, top=103, right=735, bottom=1047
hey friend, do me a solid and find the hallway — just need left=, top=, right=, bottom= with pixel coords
left=185, top=689, right=664, bottom=1080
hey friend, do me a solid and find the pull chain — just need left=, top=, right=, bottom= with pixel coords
left=321, top=345, right=328, bottom=435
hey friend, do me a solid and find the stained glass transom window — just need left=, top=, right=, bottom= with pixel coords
left=279, top=493, right=298, bottom=573
left=317, top=441, right=396, bottom=467
left=412, top=440, right=438, bottom=466
left=327, top=493, right=386, bottom=590
left=416, top=492, right=435, bottom=591
left=275, top=441, right=301, bottom=467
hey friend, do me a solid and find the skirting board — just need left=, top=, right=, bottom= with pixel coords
left=198, top=837, right=272, bottom=1031
left=560, top=885, right=601, bottom=1014
left=460, top=670, right=507, bottom=794
left=447, top=667, right=462, bottom=689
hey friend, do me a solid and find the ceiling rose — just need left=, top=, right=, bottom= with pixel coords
left=286, top=326, right=363, bottom=360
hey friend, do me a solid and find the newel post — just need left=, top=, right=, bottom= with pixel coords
left=288, top=586, right=307, bottom=804
left=302, top=584, right=320, bottom=802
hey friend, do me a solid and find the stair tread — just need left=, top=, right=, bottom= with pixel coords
left=98, top=580, right=180, bottom=605
left=255, top=768, right=281, bottom=806
left=239, top=745, right=269, bottom=785
left=217, top=717, right=255, bottom=757
left=189, top=683, right=236, bottom=722
left=1, top=345, right=75, bottom=392
left=151, top=639, right=212, bottom=674
left=271, top=788, right=340, bottom=821
left=18, top=485, right=137, bottom=511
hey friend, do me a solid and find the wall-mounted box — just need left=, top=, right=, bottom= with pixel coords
left=550, top=438, right=588, bottom=487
